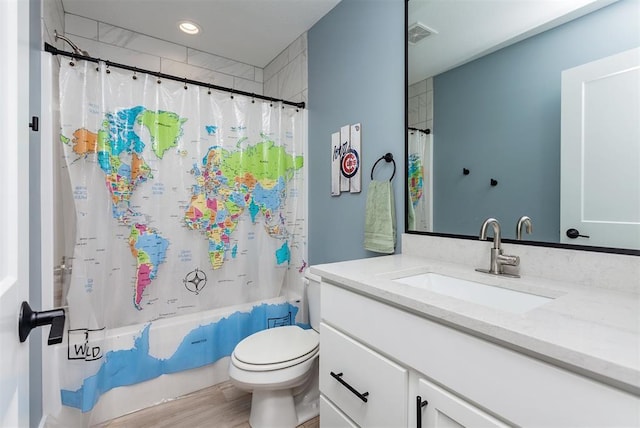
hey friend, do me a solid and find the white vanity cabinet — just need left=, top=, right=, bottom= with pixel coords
left=319, top=280, right=640, bottom=427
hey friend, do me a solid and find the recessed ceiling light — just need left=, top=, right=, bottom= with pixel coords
left=179, top=21, right=201, bottom=35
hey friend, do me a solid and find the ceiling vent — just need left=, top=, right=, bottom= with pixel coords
left=408, top=22, right=437, bottom=45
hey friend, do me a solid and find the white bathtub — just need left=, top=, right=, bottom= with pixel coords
left=42, top=296, right=300, bottom=427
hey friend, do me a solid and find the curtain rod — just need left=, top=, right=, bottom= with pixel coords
left=44, top=42, right=306, bottom=110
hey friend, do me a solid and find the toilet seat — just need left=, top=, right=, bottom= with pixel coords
left=232, top=326, right=319, bottom=372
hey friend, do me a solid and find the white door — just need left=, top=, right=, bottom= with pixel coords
left=560, top=47, right=640, bottom=249
left=0, top=0, right=31, bottom=427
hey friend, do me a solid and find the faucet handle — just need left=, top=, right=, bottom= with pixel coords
left=516, top=216, right=533, bottom=240
left=497, top=253, right=520, bottom=267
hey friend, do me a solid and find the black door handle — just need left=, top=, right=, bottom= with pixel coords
left=417, top=395, right=428, bottom=427
left=566, top=228, right=590, bottom=239
left=18, top=301, right=65, bottom=345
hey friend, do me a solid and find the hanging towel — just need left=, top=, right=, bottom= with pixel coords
left=364, top=180, right=396, bottom=254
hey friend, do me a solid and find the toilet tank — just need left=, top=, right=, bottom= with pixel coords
left=304, top=271, right=321, bottom=330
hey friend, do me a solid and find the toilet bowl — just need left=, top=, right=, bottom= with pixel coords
left=228, top=272, right=321, bottom=428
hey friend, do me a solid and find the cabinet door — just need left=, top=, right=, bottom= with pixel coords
left=417, top=378, right=509, bottom=428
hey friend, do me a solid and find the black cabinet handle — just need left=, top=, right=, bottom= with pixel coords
left=330, top=371, right=369, bottom=402
left=566, top=228, right=590, bottom=239
left=417, top=395, right=428, bottom=427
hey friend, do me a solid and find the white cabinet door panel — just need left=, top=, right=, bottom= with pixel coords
left=417, top=378, right=509, bottom=428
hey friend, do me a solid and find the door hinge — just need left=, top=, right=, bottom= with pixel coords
left=28, top=116, right=39, bottom=132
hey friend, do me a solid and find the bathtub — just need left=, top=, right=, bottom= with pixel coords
left=42, top=296, right=300, bottom=427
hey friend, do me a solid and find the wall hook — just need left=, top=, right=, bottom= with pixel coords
left=463, top=168, right=470, bottom=175
left=490, top=178, right=498, bottom=186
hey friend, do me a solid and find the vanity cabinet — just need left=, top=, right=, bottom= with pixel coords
left=319, top=280, right=640, bottom=427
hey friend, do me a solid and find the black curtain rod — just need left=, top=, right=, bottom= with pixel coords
left=44, top=42, right=306, bottom=109
left=408, top=127, right=431, bottom=134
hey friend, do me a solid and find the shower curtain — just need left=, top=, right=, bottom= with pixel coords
left=52, top=59, right=306, bottom=424
left=407, top=129, right=432, bottom=232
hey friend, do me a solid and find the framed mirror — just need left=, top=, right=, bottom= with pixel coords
left=406, top=0, right=640, bottom=255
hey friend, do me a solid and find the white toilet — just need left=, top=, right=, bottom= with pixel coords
left=229, top=273, right=321, bottom=428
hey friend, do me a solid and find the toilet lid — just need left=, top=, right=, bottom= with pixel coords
left=233, top=325, right=319, bottom=366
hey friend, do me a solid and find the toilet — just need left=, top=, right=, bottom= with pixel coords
left=229, top=272, right=321, bottom=428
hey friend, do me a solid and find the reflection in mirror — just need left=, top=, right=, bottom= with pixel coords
left=407, top=127, right=432, bottom=232
left=406, top=0, right=640, bottom=252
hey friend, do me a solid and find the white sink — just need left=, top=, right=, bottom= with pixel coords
left=393, top=272, right=553, bottom=314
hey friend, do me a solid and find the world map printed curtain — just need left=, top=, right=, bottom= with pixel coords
left=50, top=58, right=306, bottom=424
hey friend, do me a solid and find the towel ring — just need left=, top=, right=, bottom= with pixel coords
left=371, top=153, right=396, bottom=181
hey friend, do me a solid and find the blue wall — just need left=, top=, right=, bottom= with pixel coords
left=433, top=0, right=640, bottom=241
left=308, top=0, right=405, bottom=264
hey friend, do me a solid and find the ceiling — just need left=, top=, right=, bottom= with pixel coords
left=61, top=0, right=342, bottom=68
left=61, top=0, right=617, bottom=80
left=408, top=0, right=617, bottom=84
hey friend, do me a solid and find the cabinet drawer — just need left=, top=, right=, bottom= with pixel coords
left=320, top=322, right=408, bottom=427
left=320, top=395, right=358, bottom=428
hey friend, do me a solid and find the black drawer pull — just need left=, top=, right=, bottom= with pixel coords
left=330, top=371, right=369, bottom=403
left=417, top=395, right=428, bottom=427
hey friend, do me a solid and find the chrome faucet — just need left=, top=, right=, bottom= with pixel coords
left=516, top=216, right=533, bottom=240
left=476, top=218, right=520, bottom=277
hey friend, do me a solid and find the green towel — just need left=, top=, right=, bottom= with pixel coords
left=364, top=180, right=396, bottom=254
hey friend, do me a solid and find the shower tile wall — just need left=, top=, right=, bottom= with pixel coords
left=64, top=14, right=262, bottom=94
left=408, top=77, right=433, bottom=132
left=264, top=33, right=308, bottom=104
left=42, top=0, right=65, bottom=49
left=62, top=13, right=308, bottom=106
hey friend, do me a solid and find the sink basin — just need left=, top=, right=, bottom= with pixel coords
left=393, top=272, right=553, bottom=314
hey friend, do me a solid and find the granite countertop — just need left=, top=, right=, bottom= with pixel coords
left=311, top=254, right=640, bottom=396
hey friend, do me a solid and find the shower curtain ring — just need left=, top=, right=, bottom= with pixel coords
left=207, top=86, right=212, bottom=95
left=132, top=68, right=137, bottom=80
left=251, top=94, right=255, bottom=103
left=105, top=64, right=111, bottom=74
left=184, top=78, right=188, bottom=90
left=230, top=89, right=234, bottom=99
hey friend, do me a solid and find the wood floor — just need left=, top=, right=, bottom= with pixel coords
left=98, top=381, right=319, bottom=428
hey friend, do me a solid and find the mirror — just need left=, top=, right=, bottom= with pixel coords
left=406, top=0, right=640, bottom=253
